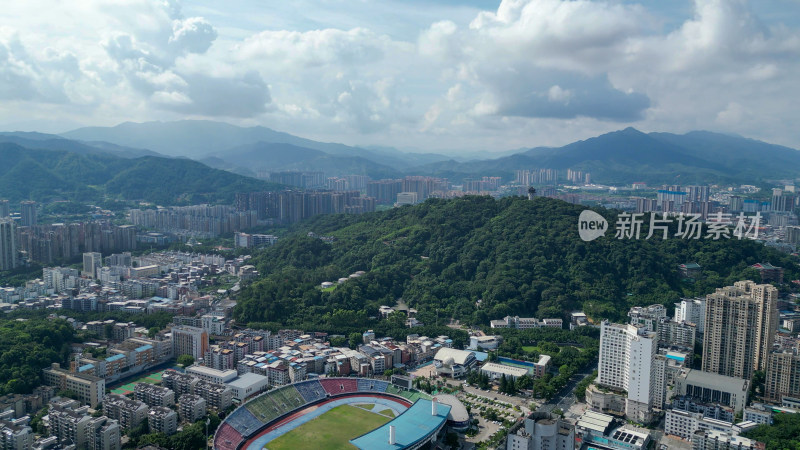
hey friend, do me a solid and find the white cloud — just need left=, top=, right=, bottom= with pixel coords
left=1, top=0, right=800, bottom=151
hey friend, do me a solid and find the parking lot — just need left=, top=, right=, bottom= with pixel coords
left=456, top=388, right=527, bottom=447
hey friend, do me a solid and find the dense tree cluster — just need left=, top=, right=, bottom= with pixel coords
left=743, top=412, right=800, bottom=449
left=235, top=196, right=796, bottom=330
left=0, top=318, right=78, bottom=395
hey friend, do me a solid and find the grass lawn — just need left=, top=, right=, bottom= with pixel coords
left=376, top=408, right=395, bottom=417
left=264, top=405, right=390, bottom=450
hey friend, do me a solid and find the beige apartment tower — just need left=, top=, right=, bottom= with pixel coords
left=701, top=281, right=778, bottom=380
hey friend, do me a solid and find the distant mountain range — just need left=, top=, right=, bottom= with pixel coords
left=0, top=121, right=797, bottom=206
left=59, top=121, right=800, bottom=185
left=405, top=128, right=800, bottom=184
left=62, top=120, right=448, bottom=177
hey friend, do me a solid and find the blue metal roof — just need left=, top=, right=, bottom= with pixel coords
left=350, top=399, right=451, bottom=450
left=105, top=354, right=126, bottom=362
left=135, top=345, right=153, bottom=352
left=78, top=364, right=94, bottom=372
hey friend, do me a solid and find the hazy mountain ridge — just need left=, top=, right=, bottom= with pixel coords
left=201, top=141, right=403, bottom=179
left=62, top=120, right=450, bottom=170
left=0, top=132, right=163, bottom=159
left=407, top=127, right=800, bottom=184
left=0, top=143, right=281, bottom=204
left=5, top=121, right=798, bottom=188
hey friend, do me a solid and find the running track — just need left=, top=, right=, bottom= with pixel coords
left=244, top=394, right=412, bottom=450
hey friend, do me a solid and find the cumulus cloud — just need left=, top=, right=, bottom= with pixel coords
left=169, top=17, right=217, bottom=56
left=488, top=70, right=650, bottom=121
left=157, top=71, right=270, bottom=117
left=2, top=0, right=800, bottom=150
left=237, top=28, right=389, bottom=68
left=99, top=1, right=267, bottom=117
left=417, top=0, right=653, bottom=123
left=0, top=37, right=38, bottom=100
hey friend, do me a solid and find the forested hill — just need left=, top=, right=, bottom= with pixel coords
left=235, top=196, right=799, bottom=332
left=0, top=143, right=282, bottom=205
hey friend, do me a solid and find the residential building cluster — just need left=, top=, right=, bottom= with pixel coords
left=2, top=219, right=136, bottom=267
left=1, top=251, right=252, bottom=318
left=581, top=279, right=797, bottom=449
left=234, top=189, right=376, bottom=223
left=128, top=205, right=260, bottom=237
left=47, top=398, right=121, bottom=450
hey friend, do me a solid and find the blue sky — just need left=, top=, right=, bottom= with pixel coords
left=1, top=0, right=800, bottom=154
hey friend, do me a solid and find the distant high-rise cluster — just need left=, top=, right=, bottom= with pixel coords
left=566, top=169, right=591, bottom=184
left=515, top=168, right=558, bottom=185
left=771, top=188, right=797, bottom=212
left=16, top=222, right=136, bottom=265
left=128, top=205, right=258, bottom=237
left=235, top=190, right=376, bottom=223
left=365, top=176, right=448, bottom=205
left=463, top=176, right=502, bottom=193
left=633, top=184, right=714, bottom=217
left=267, top=171, right=325, bottom=188
left=326, top=175, right=369, bottom=191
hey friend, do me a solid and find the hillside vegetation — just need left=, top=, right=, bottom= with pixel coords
left=0, top=143, right=281, bottom=205
left=235, top=196, right=798, bottom=331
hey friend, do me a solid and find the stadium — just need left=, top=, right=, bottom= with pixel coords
left=213, top=377, right=462, bottom=450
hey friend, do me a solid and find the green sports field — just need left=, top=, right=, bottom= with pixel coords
left=109, top=369, right=166, bottom=395
left=263, top=405, right=391, bottom=450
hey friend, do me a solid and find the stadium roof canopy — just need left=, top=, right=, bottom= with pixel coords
left=350, top=399, right=451, bottom=450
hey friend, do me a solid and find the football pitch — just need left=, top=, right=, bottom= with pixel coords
left=109, top=369, right=166, bottom=395
left=263, top=404, right=391, bottom=450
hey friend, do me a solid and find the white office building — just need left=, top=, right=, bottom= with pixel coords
left=598, top=321, right=659, bottom=423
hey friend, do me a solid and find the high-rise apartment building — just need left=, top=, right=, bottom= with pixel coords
left=786, top=226, right=800, bottom=245
left=675, top=298, right=706, bottom=334
left=0, top=200, right=9, bottom=217
left=598, top=321, right=659, bottom=423
left=82, top=252, right=102, bottom=278
left=171, top=325, right=209, bottom=360
left=19, top=201, right=36, bottom=227
left=764, top=346, right=800, bottom=403
left=0, top=218, right=17, bottom=271
left=701, top=281, right=779, bottom=380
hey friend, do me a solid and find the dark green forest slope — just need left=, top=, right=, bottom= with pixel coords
left=0, top=143, right=281, bottom=205
left=0, top=318, right=78, bottom=395
left=235, top=196, right=798, bottom=331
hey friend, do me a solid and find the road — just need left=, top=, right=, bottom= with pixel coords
left=536, top=360, right=597, bottom=419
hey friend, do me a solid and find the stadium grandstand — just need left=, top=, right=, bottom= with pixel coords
left=293, top=380, right=327, bottom=403
left=213, top=377, right=463, bottom=450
